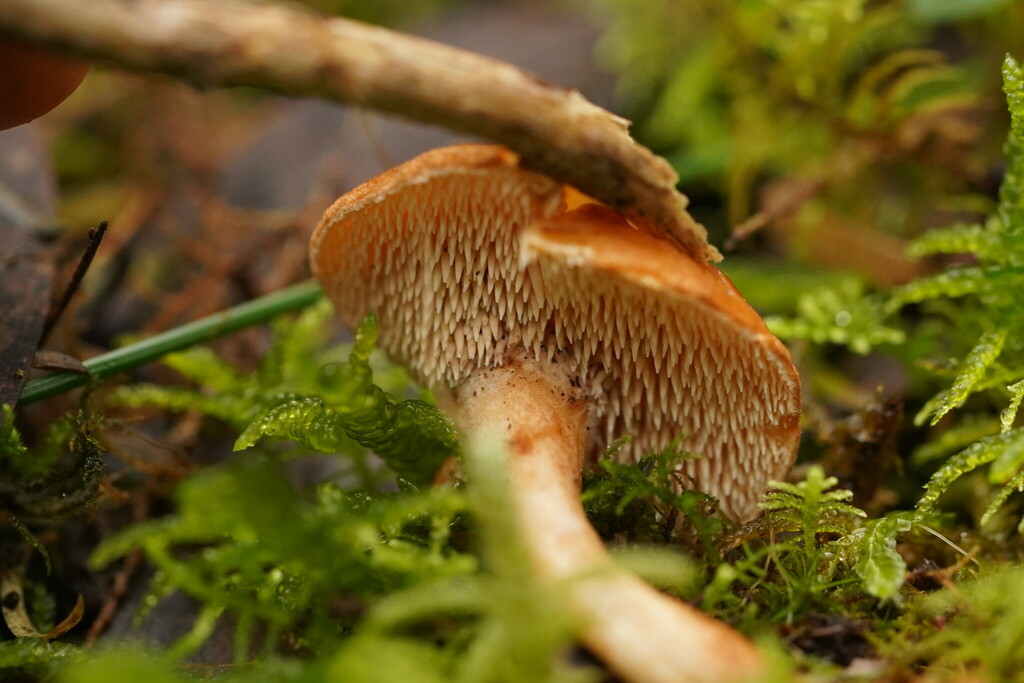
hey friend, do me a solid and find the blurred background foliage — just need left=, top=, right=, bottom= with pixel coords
left=5, top=0, right=1024, bottom=680
left=594, top=0, right=1020, bottom=252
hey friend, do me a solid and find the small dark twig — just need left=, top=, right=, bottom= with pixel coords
left=41, top=220, right=107, bottom=344
left=84, top=494, right=148, bottom=646
left=725, top=180, right=824, bottom=251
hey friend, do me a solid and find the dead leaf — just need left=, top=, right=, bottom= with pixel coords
left=1, top=547, right=84, bottom=639
left=31, top=350, right=88, bottom=374
left=0, top=127, right=57, bottom=411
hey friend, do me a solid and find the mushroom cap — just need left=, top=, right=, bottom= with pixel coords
left=311, top=144, right=801, bottom=520
left=0, top=38, right=88, bottom=131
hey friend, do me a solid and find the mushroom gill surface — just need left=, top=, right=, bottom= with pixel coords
left=523, top=206, right=800, bottom=520
left=312, top=145, right=800, bottom=520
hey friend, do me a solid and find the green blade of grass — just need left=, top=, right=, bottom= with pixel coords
left=17, top=280, right=324, bottom=407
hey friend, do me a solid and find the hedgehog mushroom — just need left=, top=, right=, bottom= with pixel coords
left=311, top=145, right=801, bottom=683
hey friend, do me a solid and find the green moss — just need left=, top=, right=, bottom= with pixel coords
left=8, top=12, right=1024, bottom=680
left=888, top=57, right=1024, bottom=526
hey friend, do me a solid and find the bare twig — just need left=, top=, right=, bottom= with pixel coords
left=0, top=0, right=720, bottom=262
left=41, top=220, right=107, bottom=343
left=726, top=179, right=824, bottom=251
left=82, top=548, right=140, bottom=647
left=85, top=496, right=147, bottom=646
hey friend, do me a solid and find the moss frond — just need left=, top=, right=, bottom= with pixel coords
left=1000, top=54, right=1024, bottom=236
left=0, top=408, right=104, bottom=519
left=915, top=328, right=1008, bottom=426
left=852, top=511, right=916, bottom=603
left=1000, top=379, right=1024, bottom=432
left=887, top=266, right=996, bottom=310
left=582, top=440, right=722, bottom=555
left=917, top=428, right=1024, bottom=514
left=766, top=278, right=904, bottom=354
left=906, top=220, right=1005, bottom=261
left=115, top=303, right=451, bottom=484
left=236, top=315, right=457, bottom=484
left=761, top=466, right=866, bottom=559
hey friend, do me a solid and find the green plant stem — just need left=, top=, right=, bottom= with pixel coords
left=17, top=281, right=324, bottom=407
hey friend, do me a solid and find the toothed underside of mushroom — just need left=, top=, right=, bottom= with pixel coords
left=312, top=146, right=800, bottom=520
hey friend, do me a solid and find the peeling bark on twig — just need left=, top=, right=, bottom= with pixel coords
left=0, top=0, right=721, bottom=262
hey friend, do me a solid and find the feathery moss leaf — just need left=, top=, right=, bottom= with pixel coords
left=853, top=511, right=915, bottom=602
left=918, top=428, right=1024, bottom=513
left=766, top=278, right=904, bottom=354
left=916, top=328, right=1008, bottom=426
left=762, top=466, right=866, bottom=562
left=235, top=397, right=348, bottom=453
left=906, top=220, right=1005, bottom=261
left=582, top=440, right=721, bottom=555
left=1001, top=379, right=1024, bottom=432
left=115, top=302, right=452, bottom=484
left=1000, top=54, right=1024, bottom=236
left=236, top=315, right=458, bottom=484
left=887, top=266, right=995, bottom=310
left=981, top=467, right=1024, bottom=529
left=90, top=453, right=475, bottom=659
left=897, top=57, right=1024, bottom=528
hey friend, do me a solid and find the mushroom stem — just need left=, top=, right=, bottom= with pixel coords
left=445, top=357, right=764, bottom=683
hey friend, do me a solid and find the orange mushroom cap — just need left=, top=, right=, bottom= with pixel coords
left=311, top=144, right=801, bottom=520
left=0, top=38, right=88, bottom=130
